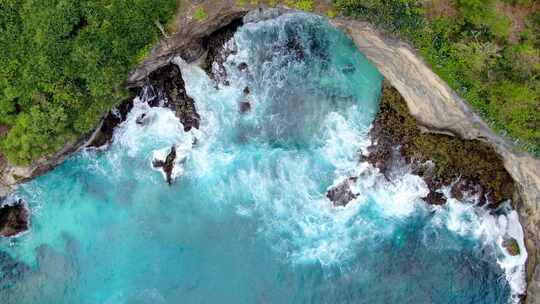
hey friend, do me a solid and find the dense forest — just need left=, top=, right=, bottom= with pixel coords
left=334, top=0, right=540, bottom=156
left=0, top=0, right=538, bottom=165
left=0, top=0, right=177, bottom=165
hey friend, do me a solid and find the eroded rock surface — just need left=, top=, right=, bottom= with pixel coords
left=148, top=64, right=200, bottom=132
left=326, top=177, right=358, bottom=207
left=153, top=146, right=177, bottom=185
left=333, top=19, right=540, bottom=302
left=86, top=98, right=134, bottom=149
left=0, top=199, right=29, bottom=238
left=202, top=17, right=244, bottom=84
left=364, top=81, right=514, bottom=208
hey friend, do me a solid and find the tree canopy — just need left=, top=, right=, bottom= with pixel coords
left=335, top=0, right=540, bottom=156
left=0, top=0, right=177, bottom=164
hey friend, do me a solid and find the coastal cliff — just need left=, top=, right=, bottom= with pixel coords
left=0, top=3, right=538, bottom=302
left=331, top=18, right=540, bottom=303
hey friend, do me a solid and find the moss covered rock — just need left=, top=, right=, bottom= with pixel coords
left=365, top=80, right=514, bottom=207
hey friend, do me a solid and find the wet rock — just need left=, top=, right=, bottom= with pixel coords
left=503, top=238, right=521, bottom=256
left=0, top=199, right=29, bottom=238
left=326, top=177, right=358, bottom=207
left=239, top=101, right=251, bottom=113
left=238, top=62, right=248, bottom=71
left=363, top=81, right=514, bottom=209
left=136, top=113, right=148, bottom=125
left=86, top=98, right=134, bottom=148
left=153, top=146, right=176, bottom=185
left=423, top=191, right=446, bottom=205
left=202, top=18, right=244, bottom=84
left=148, top=64, right=200, bottom=132
left=286, top=36, right=305, bottom=61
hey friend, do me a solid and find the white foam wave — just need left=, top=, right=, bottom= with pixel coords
left=430, top=188, right=527, bottom=302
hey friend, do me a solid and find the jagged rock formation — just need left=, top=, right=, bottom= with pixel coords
left=152, top=146, right=177, bottom=185
left=364, top=81, right=514, bottom=208
left=326, top=177, right=359, bottom=207
left=86, top=98, right=134, bottom=149
left=0, top=199, right=29, bottom=238
left=147, top=64, right=200, bottom=131
left=332, top=18, right=540, bottom=303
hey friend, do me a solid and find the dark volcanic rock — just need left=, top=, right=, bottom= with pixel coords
left=153, top=146, right=177, bottom=185
left=424, top=191, right=446, bottom=206
left=0, top=199, right=29, bottom=238
left=286, top=36, right=305, bottom=61
left=238, top=62, right=248, bottom=71
left=202, top=17, right=244, bottom=84
left=136, top=113, right=148, bottom=125
left=364, top=81, right=514, bottom=208
left=326, top=177, right=358, bottom=207
left=86, top=98, right=134, bottom=148
left=148, top=64, right=200, bottom=131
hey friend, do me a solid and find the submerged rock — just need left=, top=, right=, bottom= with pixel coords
left=0, top=199, right=29, bottom=238
left=364, top=81, right=514, bottom=208
left=326, top=177, right=358, bottom=207
left=148, top=64, right=200, bottom=132
left=239, top=101, right=251, bottom=113
left=152, top=146, right=177, bottom=185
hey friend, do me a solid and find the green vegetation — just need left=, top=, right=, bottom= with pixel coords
left=194, top=7, right=208, bottom=22
left=296, top=0, right=314, bottom=11
left=335, top=0, right=540, bottom=156
left=374, top=81, right=514, bottom=206
left=0, top=0, right=177, bottom=165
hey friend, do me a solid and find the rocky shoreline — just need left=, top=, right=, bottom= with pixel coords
left=0, top=3, right=538, bottom=302
left=331, top=18, right=540, bottom=302
left=364, top=81, right=514, bottom=209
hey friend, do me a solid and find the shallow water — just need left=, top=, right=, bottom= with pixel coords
left=0, top=13, right=525, bottom=304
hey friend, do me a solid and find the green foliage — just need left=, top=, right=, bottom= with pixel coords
left=194, top=7, right=208, bottom=22
left=335, top=0, right=540, bottom=156
left=335, top=0, right=425, bottom=36
left=0, top=0, right=177, bottom=165
left=456, top=0, right=511, bottom=39
left=296, top=0, right=314, bottom=11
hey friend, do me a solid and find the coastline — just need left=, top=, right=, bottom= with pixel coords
left=0, top=3, right=538, bottom=302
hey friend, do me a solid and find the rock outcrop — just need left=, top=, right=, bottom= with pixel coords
left=86, top=97, right=134, bottom=149
left=153, top=146, right=177, bottom=185
left=147, top=64, right=200, bottom=131
left=364, top=81, right=514, bottom=208
left=326, top=177, right=359, bottom=207
left=332, top=18, right=540, bottom=303
left=125, top=5, right=248, bottom=88
left=0, top=199, right=29, bottom=238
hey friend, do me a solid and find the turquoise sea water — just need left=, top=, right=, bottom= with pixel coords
left=0, top=13, right=525, bottom=304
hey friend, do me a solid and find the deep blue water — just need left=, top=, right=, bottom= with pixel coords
left=0, top=12, right=524, bottom=304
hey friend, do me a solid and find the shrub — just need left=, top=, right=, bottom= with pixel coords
left=194, top=7, right=208, bottom=22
